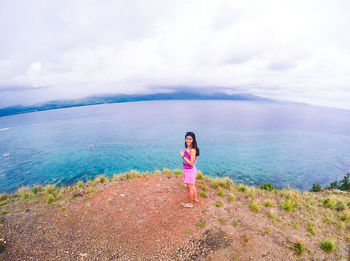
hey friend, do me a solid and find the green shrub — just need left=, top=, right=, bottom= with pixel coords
left=291, top=241, right=305, bottom=256
left=31, top=185, right=43, bottom=194
left=44, top=184, right=57, bottom=195
left=95, top=175, right=107, bottom=184
left=282, top=197, right=298, bottom=212
left=237, top=184, right=247, bottom=192
left=232, top=220, right=240, bottom=226
left=217, top=188, right=224, bottom=197
left=228, top=195, right=235, bottom=201
left=310, top=183, right=322, bottom=192
left=173, top=169, right=183, bottom=176
left=0, top=193, right=9, bottom=201
left=320, top=240, right=335, bottom=253
left=215, top=201, right=223, bottom=207
left=1, top=210, right=9, bottom=216
left=163, top=168, right=171, bottom=175
left=211, top=180, right=220, bottom=189
left=259, top=183, right=276, bottom=191
left=219, top=177, right=234, bottom=189
left=153, top=169, right=162, bottom=175
left=264, top=200, right=273, bottom=207
left=87, top=188, right=95, bottom=193
left=242, top=234, right=249, bottom=243
left=334, top=201, right=345, bottom=212
left=46, top=194, right=61, bottom=204
left=196, top=171, right=203, bottom=180
left=211, top=177, right=234, bottom=189
left=249, top=202, right=262, bottom=213
left=76, top=181, right=84, bottom=188
left=17, top=186, right=33, bottom=200
left=323, top=198, right=334, bottom=208
left=340, top=211, right=350, bottom=222
left=307, top=224, right=316, bottom=235
left=267, top=212, right=275, bottom=220
left=47, top=195, right=54, bottom=204
left=197, top=219, right=206, bottom=228
left=199, top=184, right=208, bottom=191
left=325, top=173, right=350, bottom=191
left=199, top=192, right=208, bottom=198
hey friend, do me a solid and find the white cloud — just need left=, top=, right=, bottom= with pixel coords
left=0, top=0, right=349, bottom=109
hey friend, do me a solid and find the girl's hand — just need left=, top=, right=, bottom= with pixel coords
left=180, top=150, right=184, bottom=157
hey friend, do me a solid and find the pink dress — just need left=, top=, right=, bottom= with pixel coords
left=182, top=149, right=197, bottom=184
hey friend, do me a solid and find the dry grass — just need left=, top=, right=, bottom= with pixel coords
left=1, top=169, right=349, bottom=260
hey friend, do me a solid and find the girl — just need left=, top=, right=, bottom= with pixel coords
left=180, top=132, right=200, bottom=208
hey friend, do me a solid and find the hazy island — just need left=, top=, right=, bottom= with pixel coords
left=0, top=90, right=275, bottom=117
left=0, top=169, right=349, bottom=260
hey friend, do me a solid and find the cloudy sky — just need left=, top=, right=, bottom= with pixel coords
left=0, top=0, right=349, bottom=109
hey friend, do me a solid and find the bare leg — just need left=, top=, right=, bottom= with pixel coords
left=187, top=184, right=194, bottom=204
left=193, top=185, right=198, bottom=201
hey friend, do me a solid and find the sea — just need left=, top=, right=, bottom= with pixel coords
left=1, top=100, right=350, bottom=193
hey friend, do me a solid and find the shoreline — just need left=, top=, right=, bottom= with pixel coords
left=0, top=167, right=332, bottom=195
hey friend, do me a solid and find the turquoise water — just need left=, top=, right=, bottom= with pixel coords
left=1, top=100, right=350, bottom=192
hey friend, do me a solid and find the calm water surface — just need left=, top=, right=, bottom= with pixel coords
left=1, top=100, right=350, bottom=192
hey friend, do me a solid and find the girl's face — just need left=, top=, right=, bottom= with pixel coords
left=185, top=135, right=193, bottom=147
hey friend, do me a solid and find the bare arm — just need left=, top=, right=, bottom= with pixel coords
left=182, top=149, right=196, bottom=166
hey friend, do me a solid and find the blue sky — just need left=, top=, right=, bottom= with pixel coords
left=0, top=0, right=349, bottom=109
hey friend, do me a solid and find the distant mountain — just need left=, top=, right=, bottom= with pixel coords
left=0, top=91, right=275, bottom=117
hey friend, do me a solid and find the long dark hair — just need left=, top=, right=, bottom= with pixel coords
left=184, top=132, right=200, bottom=156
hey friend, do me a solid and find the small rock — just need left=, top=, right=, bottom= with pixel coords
left=120, top=194, right=125, bottom=197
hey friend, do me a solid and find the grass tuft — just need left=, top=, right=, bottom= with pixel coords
left=196, top=171, right=203, bottom=180
left=307, top=224, right=316, bottom=235
left=199, top=192, right=208, bottom=198
left=95, top=174, right=107, bottom=184
left=172, top=169, right=183, bottom=176
left=197, top=219, right=206, bottom=228
left=0, top=193, right=9, bottom=201
left=228, top=195, right=235, bottom=201
left=320, top=240, right=335, bottom=253
left=323, top=198, right=334, bottom=208
left=31, top=185, right=43, bottom=194
left=264, top=200, right=273, bottom=207
left=76, top=181, right=84, bottom=188
left=291, top=241, right=306, bottom=256
left=163, top=168, right=171, bottom=175
left=44, top=184, right=58, bottom=195
left=217, top=188, right=224, bottom=197
left=259, top=183, right=277, bottom=191
left=199, top=184, right=208, bottom=191
left=215, top=201, right=223, bottom=207
left=17, top=186, right=33, bottom=201
left=249, top=202, right=262, bottom=213
left=334, top=201, right=345, bottom=212
left=281, top=197, right=298, bottom=212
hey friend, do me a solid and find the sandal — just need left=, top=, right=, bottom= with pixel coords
left=183, top=203, right=193, bottom=208
left=194, top=198, right=199, bottom=202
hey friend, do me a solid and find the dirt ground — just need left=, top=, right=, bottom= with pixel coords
left=0, top=172, right=349, bottom=260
